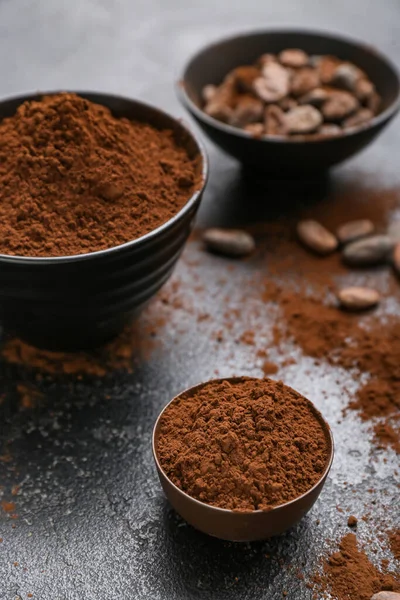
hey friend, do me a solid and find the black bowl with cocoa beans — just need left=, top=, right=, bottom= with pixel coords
left=178, top=29, right=400, bottom=174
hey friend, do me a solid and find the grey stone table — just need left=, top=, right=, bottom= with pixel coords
left=0, top=1, right=399, bottom=599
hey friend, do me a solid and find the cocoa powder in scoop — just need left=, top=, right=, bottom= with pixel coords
left=156, top=377, right=330, bottom=511
left=0, top=93, right=201, bottom=257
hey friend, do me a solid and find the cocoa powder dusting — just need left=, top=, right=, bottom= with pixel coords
left=157, top=378, right=330, bottom=511
left=312, top=533, right=400, bottom=600
left=388, top=529, right=400, bottom=562
left=0, top=93, right=201, bottom=257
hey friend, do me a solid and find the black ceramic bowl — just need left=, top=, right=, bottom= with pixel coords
left=178, top=29, right=400, bottom=174
left=0, top=91, right=208, bottom=350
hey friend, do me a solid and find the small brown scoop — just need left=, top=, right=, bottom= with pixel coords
left=152, top=377, right=334, bottom=542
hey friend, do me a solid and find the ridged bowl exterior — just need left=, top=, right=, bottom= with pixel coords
left=178, top=29, right=400, bottom=174
left=0, top=92, right=208, bottom=350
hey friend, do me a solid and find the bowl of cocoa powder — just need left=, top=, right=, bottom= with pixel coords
left=178, top=29, right=400, bottom=173
left=0, top=91, right=207, bottom=350
left=153, top=377, right=334, bottom=542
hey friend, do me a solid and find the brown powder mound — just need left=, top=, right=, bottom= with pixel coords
left=312, top=533, right=400, bottom=600
left=275, top=290, right=400, bottom=421
left=156, top=377, right=330, bottom=511
left=0, top=92, right=201, bottom=257
left=388, top=529, right=400, bottom=561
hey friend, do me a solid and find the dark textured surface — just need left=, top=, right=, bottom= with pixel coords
left=0, top=1, right=399, bottom=599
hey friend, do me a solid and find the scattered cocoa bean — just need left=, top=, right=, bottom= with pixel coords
left=343, top=235, right=394, bottom=266
left=264, top=105, right=287, bottom=136
left=392, top=242, right=400, bottom=276
left=279, top=48, right=309, bottom=68
left=330, top=62, right=364, bottom=92
left=202, top=84, right=217, bottom=103
left=254, top=62, right=290, bottom=102
left=230, top=95, right=264, bottom=127
left=336, top=219, right=375, bottom=244
left=343, top=108, right=374, bottom=129
left=371, top=593, right=400, bottom=600
left=284, top=105, right=323, bottom=134
left=297, top=220, right=338, bottom=255
left=322, top=90, right=360, bottom=121
left=203, top=228, right=255, bottom=257
left=337, top=287, right=380, bottom=311
left=290, top=67, right=320, bottom=97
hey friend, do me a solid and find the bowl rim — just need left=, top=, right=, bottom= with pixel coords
left=152, top=376, right=335, bottom=517
left=177, top=27, right=400, bottom=145
left=0, top=90, right=209, bottom=264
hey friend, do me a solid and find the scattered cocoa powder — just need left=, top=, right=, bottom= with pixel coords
left=1, top=501, right=16, bottom=513
left=1, top=312, right=166, bottom=376
left=0, top=93, right=201, bottom=257
left=348, top=515, right=358, bottom=528
left=312, top=533, right=400, bottom=600
left=388, top=529, right=400, bottom=562
left=157, top=377, right=330, bottom=511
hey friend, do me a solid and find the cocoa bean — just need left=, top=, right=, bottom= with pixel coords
left=244, top=123, right=265, bottom=137
left=355, top=78, right=375, bottom=102
left=367, top=91, right=381, bottom=113
left=202, top=84, right=217, bottom=103
left=203, top=228, right=255, bottom=257
left=264, top=105, right=287, bottom=136
left=290, top=67, right=320, bottom=97
left=254, top=62, right=290, bottom=102
left=284, top=105, right=323, bottom=134
left=318, top=124, right=342, bottom=136
left=257, top=53, right=277, bottom=68
left=322, top=91, right=360, bottom=122
left=330, top=62, right=364, bottom=92
left=371, top=593, right=400, bottom=600
left=343, top=108, right=374, bottom=129
left=232, top=66, right=261, bottom=93
left=317, top=55, right=342, bottom=84
left=343, top=235, right=394, bottom=266
left=298, top=87, right=329, bottom=107
left=204, top=101, right=234, bottom=123
left=297, top=220, right=338, bottom=255
left=230, top=95, right=264, bottom=127
left=279, top=48, right=309, bottom=68
left=336, top=219, right=375, bottom=244
left=337, top=287, right=380, bottom=311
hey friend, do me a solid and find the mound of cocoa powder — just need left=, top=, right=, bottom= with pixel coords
left=312, top=533, right=400, bottom=600
left=0, top=93, right=201, bottom=257
left=157, top=377, right=330, bottom=511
